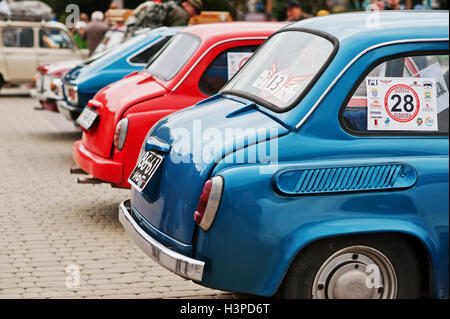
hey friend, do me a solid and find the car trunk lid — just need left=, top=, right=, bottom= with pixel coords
left=81, top=72, right=168, bottom=158
left=131, top=95, right=289, bottom=245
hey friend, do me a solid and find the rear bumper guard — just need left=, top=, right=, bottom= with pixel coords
left=56, top=100, right=81, bottom=121
left=119, top=199, right=205, bottom=282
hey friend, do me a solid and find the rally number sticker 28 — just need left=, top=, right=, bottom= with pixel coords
left=385, top=84, right=420, bottom=123
left=366, top=77, right=438, bottom=132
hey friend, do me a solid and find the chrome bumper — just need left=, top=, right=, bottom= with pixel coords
left=56, top=100, right=79, bottom=121
left=30, top=89, right=39, bottom=99
left=31, top=90, right=60, bottom=102
left=118, top=200, right=205, bottom=282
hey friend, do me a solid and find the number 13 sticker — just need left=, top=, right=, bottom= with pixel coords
left=261, top=70, right=290, bottom=98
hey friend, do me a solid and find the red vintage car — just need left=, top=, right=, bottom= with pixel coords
left=32, top=60, right=82, bottom=112
left=72, top=22, right=286, bottom=188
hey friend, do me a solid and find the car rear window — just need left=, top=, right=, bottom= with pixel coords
left=199, top=45, right=259, bottom=96
left=222, top=30, right=336, bottom=112
left=146, top=32, right=201, bottom=82
left=129, top=36, right=171, bottom=65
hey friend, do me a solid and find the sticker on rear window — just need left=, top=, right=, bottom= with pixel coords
left=252, top=61, right=312, bottom=104
left=227, top=52, right=252, bottom=80
left=366, top=77, right=438, bottom=131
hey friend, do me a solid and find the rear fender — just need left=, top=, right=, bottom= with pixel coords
left=277, top=218, right=439, bottom=298
left=198, top=164, right=443, bottom=297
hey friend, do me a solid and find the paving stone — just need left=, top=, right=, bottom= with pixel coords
left=0, top=94, right=237, bottom=299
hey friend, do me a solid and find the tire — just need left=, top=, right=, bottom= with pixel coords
left=277, top=233, right=422, bottom=299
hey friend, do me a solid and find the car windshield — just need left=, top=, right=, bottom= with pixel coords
left=222, top=31, right=335, bottom=111
left=93, top=30, right=125, bottom=55
left=146, top=32, right=201, bottom=82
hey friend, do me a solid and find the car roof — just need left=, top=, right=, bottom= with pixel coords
left=148, top=26, right=184, bottom=37
left=0, top=20, right=67, bottom=29
left=286, top=11, right=449, bottom=47
left=183, top=22, right=288, bottom=41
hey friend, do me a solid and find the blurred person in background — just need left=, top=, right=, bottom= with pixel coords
left=126, top=0, right=202, bottom=36
left=73, top=21, right=88, bottom=49
left=285, top=0, right=312, bottom=21
left=178, top=0, right=203, bottom=22
left=80, top=12, right=90, bottom=23
left=369, top=0, right=386, bottom=10
left=385, top=0, right=403, bottom=9
left=83, top=11, right=109, bottom=56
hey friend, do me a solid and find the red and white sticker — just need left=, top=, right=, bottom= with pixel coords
left=261, top=69, right=291, bottom=99
left=366, top=77, right=438, bottom=131
left=384, top=84, right=420, bottom=123
left=253, top=61, right=312, bottom=104
left=227, top=52, right=253, bottom=80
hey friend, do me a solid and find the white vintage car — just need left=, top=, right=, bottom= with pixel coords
left=0, top=20, right=88, bottom=90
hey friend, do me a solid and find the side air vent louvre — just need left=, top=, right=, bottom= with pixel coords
left=273, top=163, right=417, bottom=195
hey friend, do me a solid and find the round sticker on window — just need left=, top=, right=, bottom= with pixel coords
left=384, top=84, right=420, bottom=123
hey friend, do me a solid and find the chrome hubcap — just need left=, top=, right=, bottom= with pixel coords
left=312, top=246, right=397, bottom=299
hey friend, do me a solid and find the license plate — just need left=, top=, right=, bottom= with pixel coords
left=128, top=151, right=163, bottom=192
left=77, top=108, right=98, bottom=130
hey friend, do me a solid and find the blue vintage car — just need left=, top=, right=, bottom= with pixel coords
left=119, top=11, right=449, bottom=299
left=57, top=27, right=182, bottom=121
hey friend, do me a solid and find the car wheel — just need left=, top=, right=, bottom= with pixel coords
left=277, top=234, right=422, bottom=299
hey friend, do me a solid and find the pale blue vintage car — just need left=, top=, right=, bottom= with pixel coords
left=120, top=11, right=449, bottom=299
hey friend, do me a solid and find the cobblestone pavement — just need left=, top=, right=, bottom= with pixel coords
left=0, top=91, right=240, bottom=299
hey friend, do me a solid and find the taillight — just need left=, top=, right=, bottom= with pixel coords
left=37, top=65, right=48, bottom=74
left=50, top=77, right=61, bottom=93
left=65, top=85, right=79, bottom=105
left=194, top=176, right=224, bottom=231
left=114, top=118, right=129, bottom=151
left=68, top=87, right=76, bottom=100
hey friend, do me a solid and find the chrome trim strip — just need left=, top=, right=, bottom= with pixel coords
left=295, top=38, right=449, bottom=130
left=171, top=37, right=268, bottom=92
left=118, top=200, right=205, bottom=282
